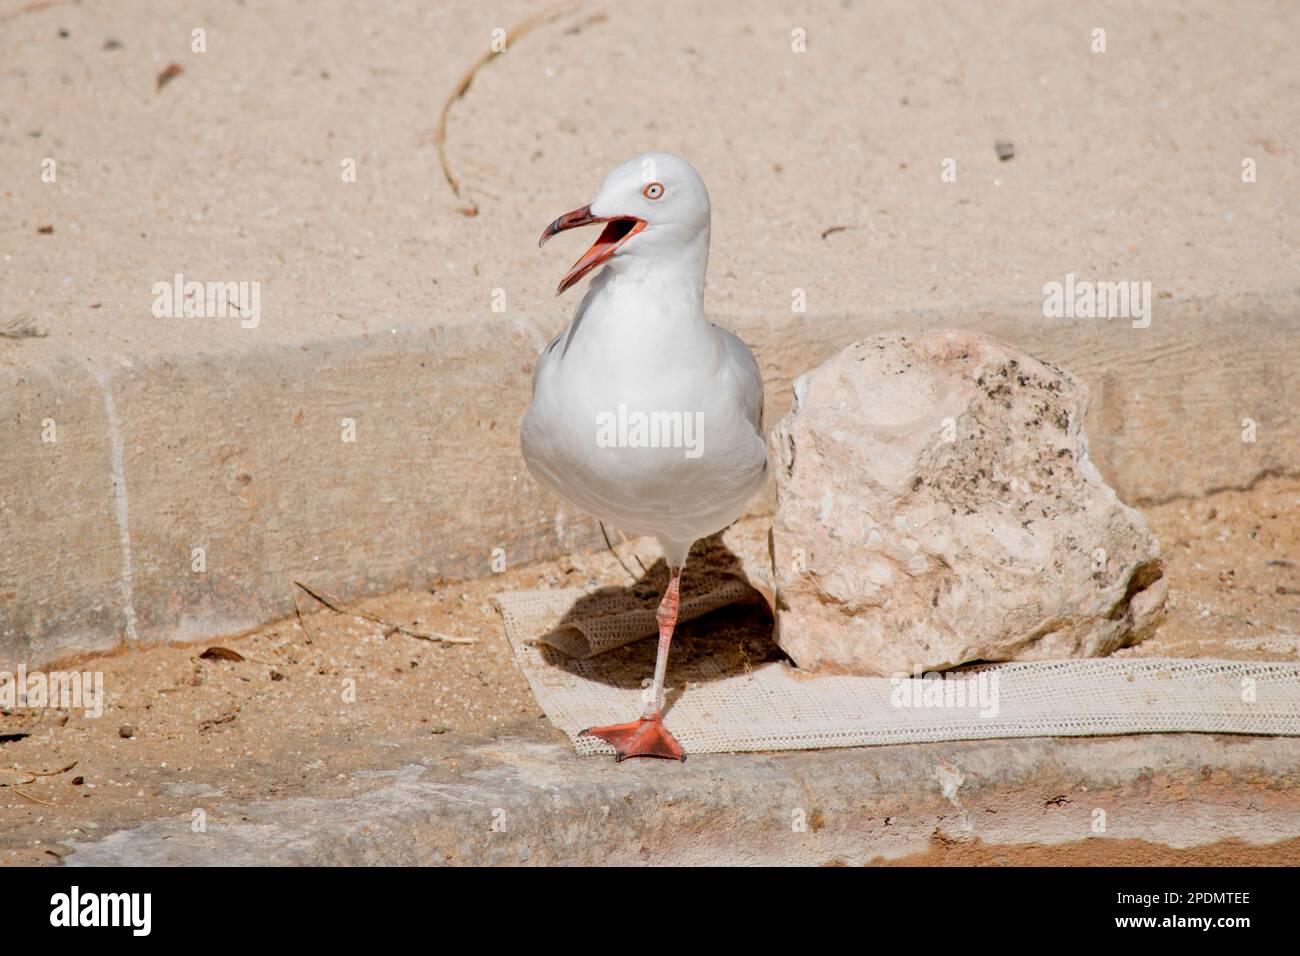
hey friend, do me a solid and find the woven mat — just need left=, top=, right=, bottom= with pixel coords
left=496, top=576, right=1300, bottom=756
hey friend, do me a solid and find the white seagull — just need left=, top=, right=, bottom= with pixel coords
left=522, top=152, right=768, bottom=762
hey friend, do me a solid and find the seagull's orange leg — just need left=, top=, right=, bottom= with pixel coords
left=580, top=566, right=686, bottom=762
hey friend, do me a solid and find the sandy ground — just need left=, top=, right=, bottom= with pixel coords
left=3, top=0, right=1298, bottom=364
left=1, top=475, right=1295, bottom=865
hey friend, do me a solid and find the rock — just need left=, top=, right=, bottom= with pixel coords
left=770, top=329, right=1166, bottom=675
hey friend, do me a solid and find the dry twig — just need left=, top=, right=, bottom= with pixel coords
left=291, top=583, right=317, bottom=644
left=433, top=0, right=582, bottom=202
left=13, top=787, right=54, bottom=805
left=0, top=0, right=80, bottom=23
left=292, top=581, right=474, bottom=644
left=0, top=762, right=77, bottom=780
left=1, top=761, right=77, bottom=803
left=600, top=522, right=648, bottom=581
left=0, top=313, right=47, bottom=339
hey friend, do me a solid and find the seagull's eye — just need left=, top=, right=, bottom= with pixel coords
left=642, top=181, right=665, bottom=200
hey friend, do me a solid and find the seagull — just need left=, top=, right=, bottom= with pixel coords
left=522, top=152, right=768, bottom=762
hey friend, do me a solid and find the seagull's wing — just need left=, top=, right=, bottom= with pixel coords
left=531, top=331, right=564, bottom=396
left=713, top=323, right=764, bottom=434
left=532, top=276, right=605, bottom=396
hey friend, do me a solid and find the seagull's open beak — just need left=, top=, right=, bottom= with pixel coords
left=539, top=204, right=647, bottom=295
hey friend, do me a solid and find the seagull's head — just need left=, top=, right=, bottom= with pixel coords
left=539, top=152, right=711, bottom=295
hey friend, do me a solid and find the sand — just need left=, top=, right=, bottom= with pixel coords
left=3, top=0, right=1298, bottom=363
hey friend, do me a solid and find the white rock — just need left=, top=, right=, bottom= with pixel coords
left=770, top=329, right=1166, bottom=675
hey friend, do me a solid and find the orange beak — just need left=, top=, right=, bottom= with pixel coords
left=539, top=204, right=647, bottom=295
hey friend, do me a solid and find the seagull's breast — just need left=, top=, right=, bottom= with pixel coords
left=522, top=293, right=766, bottom=542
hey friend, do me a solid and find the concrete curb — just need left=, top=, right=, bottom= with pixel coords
left=63, top=729, right=1300, bottom=866
left=5, top=287, right=1298, bottom=667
